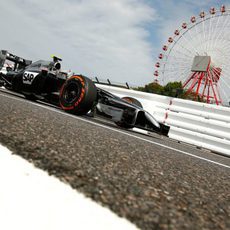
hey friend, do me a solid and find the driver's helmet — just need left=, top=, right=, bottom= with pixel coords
left=51, top=55, right=62, bottom=70
left=51, top=55, right=62, bottom=62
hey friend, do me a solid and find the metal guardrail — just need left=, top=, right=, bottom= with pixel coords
left=92, top=77, right=130, bottom=89
left=95, top=84, right=230, bottom=157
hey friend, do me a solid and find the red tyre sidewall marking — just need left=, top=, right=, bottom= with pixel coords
left=60, top=75, right=85, bottom=110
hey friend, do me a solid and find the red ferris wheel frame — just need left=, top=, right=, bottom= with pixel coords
left=154, top=5, right=228, bottom=105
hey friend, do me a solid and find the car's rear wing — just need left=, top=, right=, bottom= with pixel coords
left=0, top=50, right=32, bottom=73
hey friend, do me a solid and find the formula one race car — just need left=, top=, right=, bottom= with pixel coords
left=0, top=50, right=169, bottom=135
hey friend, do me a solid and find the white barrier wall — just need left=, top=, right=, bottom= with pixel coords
left=96, top=84, right=230, bottom=157
left=166, top=98, right=230, bottom=156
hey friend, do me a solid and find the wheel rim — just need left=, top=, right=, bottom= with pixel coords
left=63, top=82, right=81, bottom=104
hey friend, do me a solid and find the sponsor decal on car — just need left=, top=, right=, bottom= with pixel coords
left=23, top=71, right=39, bottom=85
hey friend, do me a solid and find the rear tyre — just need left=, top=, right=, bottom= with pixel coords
left=59, top=75, right=97, bottom=115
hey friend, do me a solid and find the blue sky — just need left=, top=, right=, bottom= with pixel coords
left=0, top=0, right=229, bottom=86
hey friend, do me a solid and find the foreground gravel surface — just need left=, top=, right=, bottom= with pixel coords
left=0, top=91, right=230, bottom=230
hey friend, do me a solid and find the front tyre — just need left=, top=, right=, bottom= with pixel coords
left=59, top=75, right=97, bottom=115
left=121, top=97, right=143, bottom=108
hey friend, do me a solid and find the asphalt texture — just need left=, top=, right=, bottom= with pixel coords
left=0, top=90, right=230, bottom=230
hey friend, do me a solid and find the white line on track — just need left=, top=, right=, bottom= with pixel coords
left=0, top=144, right=138, bottom=230
left=1, top=92, right=230, bottom=170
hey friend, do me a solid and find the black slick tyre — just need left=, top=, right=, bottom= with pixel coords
left=59, top=75, right=97, bottom=115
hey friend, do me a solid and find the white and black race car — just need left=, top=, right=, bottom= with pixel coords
left=0, top=50, right=169, bottom=135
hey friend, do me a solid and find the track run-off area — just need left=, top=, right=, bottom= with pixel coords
left=0, top=88, right=230, bottom=230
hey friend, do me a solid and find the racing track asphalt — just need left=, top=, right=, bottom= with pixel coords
left=0, top=89, right=230, bottom=230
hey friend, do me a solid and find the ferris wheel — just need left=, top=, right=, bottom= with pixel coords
left=154, top=5, right=230, bottom=105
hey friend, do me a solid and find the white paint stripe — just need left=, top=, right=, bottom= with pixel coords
left=0, top=144, right=138, bottom=230
left=1, top=93, right=230, bottom=170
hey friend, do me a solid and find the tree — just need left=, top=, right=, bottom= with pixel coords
left=135, top=82, right=163, bottom=95
left=163, top=81, right=184, bottom=97
left=134, top=80, right=207, bottom=102
left=135, top=81, right=185, bottom=98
